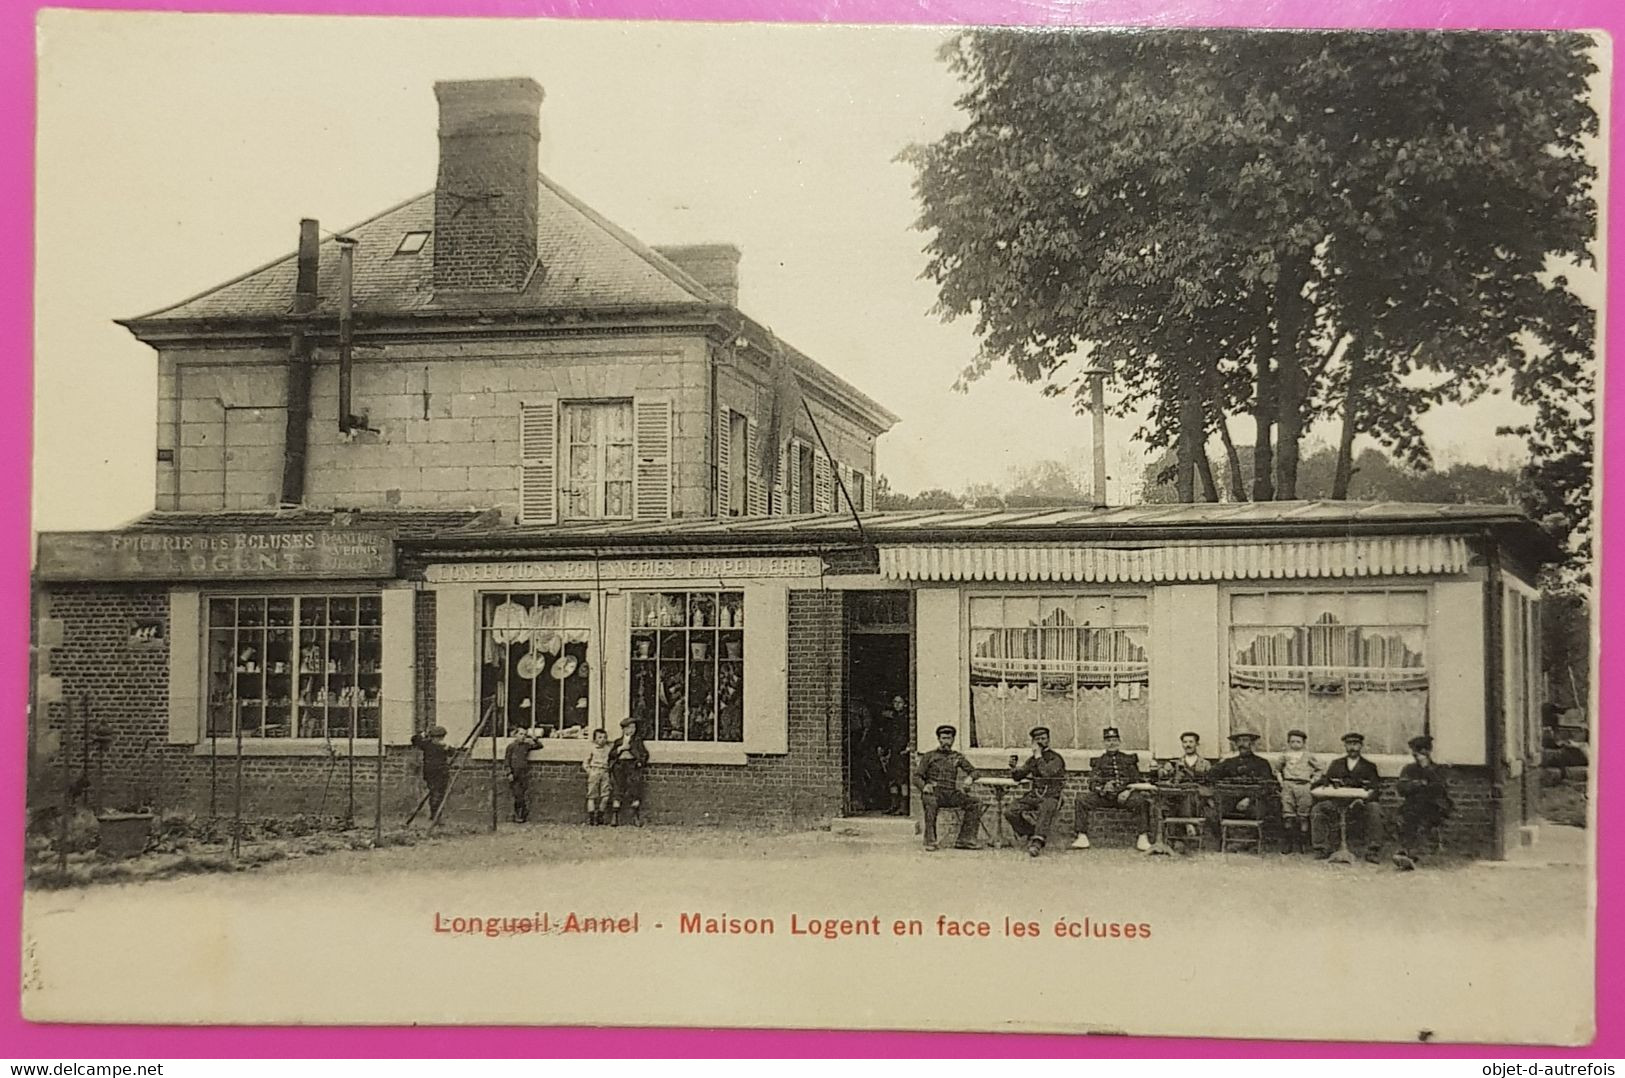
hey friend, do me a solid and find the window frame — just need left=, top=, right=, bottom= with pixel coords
left=203, top=591, right=384, bottom=744
left=1225, top=585, right=1431, bottom=756
left=964, top=590, right=1152, bottom=753
left=628, top=589, right=746, bottom=745
left=727, top=409, right=749, bottom=517
left=477, top=590, right=597, bottom=739
left=560, top=399, right=635, bottom=522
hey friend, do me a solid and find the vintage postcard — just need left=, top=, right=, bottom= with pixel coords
left=24, top=11, right=1603, bottom=1044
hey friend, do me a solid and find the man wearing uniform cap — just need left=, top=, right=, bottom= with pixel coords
left=1392, top=734, right=1453, bottom=869
left=912, top=724, right=983, bottom=851
left=1311, top=732, right=1384, bottom=862
left=1072, top=727, right=1152, bottom=852
left=1006, top=726, right=1068, bottom=857
left=410, top=725, right=454, bottom=822
left=1206, top=729, right=1279, bottom=840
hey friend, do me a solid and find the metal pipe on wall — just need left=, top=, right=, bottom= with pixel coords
left=337, top=236, right=358, bottom=433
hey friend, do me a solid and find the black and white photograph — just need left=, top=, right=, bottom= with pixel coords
left=24, top=12, right=1604, bottom=1043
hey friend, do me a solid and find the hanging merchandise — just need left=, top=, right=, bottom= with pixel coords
left=537, top=632, right=564, bottom=657
left=551, top=655, right=579, bottom=680
left=515, top=652, right=544, bottom=681
left=490, top=601, right=530, bottom=645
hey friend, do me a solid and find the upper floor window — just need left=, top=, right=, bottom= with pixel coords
left=727, top=411, right=748, bottom=517
left=796, top=442, right=816, bottom=514
left=850, top=470, right=867, bottom=513
left=562, top=400, right=633, bottom=521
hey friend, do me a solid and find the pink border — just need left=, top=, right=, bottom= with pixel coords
left=3, top=0, right=1618, bottom=1058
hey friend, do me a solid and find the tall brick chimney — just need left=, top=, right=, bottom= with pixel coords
left=433, top=78, right=544, bottom=295
left=654, top=244, right=742, bottom=306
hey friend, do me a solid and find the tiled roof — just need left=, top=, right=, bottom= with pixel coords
left=125, top=175, right=716, bottom=324
left=126, top=507, right=496, bottom=540
left=410, top=500, right=1552, bottom=555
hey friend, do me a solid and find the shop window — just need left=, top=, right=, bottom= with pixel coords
left=480, top=592, right=594, bottom=737
left=1504, top=586, right=1542, bottom=759
left=968, top=594, right=1150, bottom=752
left=561, top=400, right=633, bottom=521
left=628, top=591, right=745, bottom=743
left=205, top=594, right=382, bottom=740
left=1228, top=589, right=1428, bottom=755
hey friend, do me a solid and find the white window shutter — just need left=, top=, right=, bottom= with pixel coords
left=814, top=452, right=833, bottom=513
left=519, top=400, right=558, bottom=525
left=746, top=419, right=767, bottom=517
left=634, top=396, right=673, bottom=520
left=787, top=440, right=801, bottom=515
left=716, top=407, right=731, bottom=519
left=167, top=590, right=201, bottom=743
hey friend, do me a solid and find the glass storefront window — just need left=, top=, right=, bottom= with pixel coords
left=628, top=590, right=745, bottom=743
left=479, top=592, right=594, bottom=737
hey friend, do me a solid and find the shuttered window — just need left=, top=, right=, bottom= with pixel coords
left=746, top=419, right=767, bottom=517
left=519, top=400, right=558, bottom=525
left=715, top=408, right=730, bottom=519
left=633, top=396, right=673, bottom=520
left=561, top=400, right=633, bottom=521
left=728, top=412, right=748, bottom=516
left=814, top=451, right=833, bottom=513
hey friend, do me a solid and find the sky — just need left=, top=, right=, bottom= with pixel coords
left=32, top=12, right=1590, bottom=532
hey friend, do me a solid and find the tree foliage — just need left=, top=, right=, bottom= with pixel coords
left=903, top=28, right=1598, bottom=535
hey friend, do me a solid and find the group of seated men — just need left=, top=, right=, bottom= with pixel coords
left=912, top=722, right=1453, bottom=868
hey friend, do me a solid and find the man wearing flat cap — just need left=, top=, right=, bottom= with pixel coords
left=1072, top=727, right=1152, bottom=852
left=1206, top=729, right=1279, bottom=836
left=1006, top=726, right=1068, bottom=857
left=1393, top=734, right=1453, bottom=869
left=913, top=724, right=982, bottom=851
left=410, top=725, right=455, bottom=822
left=1311, top=732, right=1384, bottom=861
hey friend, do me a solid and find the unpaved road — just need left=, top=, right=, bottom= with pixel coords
left=23, top=825, right=1593, bottom=1044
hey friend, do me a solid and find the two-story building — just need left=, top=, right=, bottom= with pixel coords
left=34, top=78, right=1558, bottom=857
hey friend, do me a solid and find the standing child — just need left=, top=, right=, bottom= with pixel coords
left=608, top=717, right=650, bottom=827
left=504, top=728, right=538, bottom=823
left=1276, top=728, right=1321, bottom=854
left=583, top=728, right=613, bottom=825
left=409, top=725, right=453, bottom=822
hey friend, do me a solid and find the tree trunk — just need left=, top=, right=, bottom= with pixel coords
left=1271, top=254, right=1314, bottom=500
left=1332, top=334, right=1368, bottom=499
left=1175, top=383, right=1203, bottom=502
left=1195, top=448, right=1219, bottom=502
left=1250, top=320, right=1275, bottom=502
left=1217, top=420, right=1247, bottom=502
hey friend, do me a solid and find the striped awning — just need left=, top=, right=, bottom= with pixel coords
left=878, top=536, right=1470, bottom=584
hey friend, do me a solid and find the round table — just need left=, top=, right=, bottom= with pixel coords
left=1311, top=786, right=1371, bottom=864
left=973, top=776, right=1023, bottom=849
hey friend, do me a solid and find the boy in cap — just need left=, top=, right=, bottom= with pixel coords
left=608, top=717, right=650, bottom=827
left=1275, top=728, right=1322, bottom=854
left=1006, top=726, right=1068, bottom=857
left=1311, top=732, right=1385, bottom=862
left=410, top=725, right=453, bottom=822
left=1073, top=727, right=1151, bottom=852
left=583, top=727, right=613, bottom=825
left=913, top=724, right=982, bottom=851
left=1392, top=734, right=1453, bottom=870
left=504, top=728, right=539, bottom=823
left=1207, top=729, right=1278, bottom=838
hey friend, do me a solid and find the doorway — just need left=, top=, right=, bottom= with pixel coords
left=844, top=591, right=914, bottom=817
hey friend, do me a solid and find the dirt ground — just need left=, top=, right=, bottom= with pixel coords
left=22, top=823, right=1593, bottom=1045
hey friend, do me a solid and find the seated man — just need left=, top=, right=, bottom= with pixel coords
left=1311, top=731, right=1385, bottom=863
left=913, top=723, right=983, bottom=852
left=1157, top=730, right=1213, bottom=819
left=1006, top=726, right=1067, bottom=858
left=1072, top=726, right=1152, bottom=852
left=1206, top=729, right=1278, bottom=835
left=1392, top=734, right=1453, bottom=870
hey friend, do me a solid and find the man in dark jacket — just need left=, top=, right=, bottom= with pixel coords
left=1206, top=729, right=1279, bottom=836
left=1072, top=727, right=1151, bottom=851
left=1311, top=732, right=1385, bottom=862
left=1006, top=726, right=1067, bottom=857
left=913, top=724, right=982, bottom=851
left=410, top=725, right=453, bottom=822
left=504, top=728, right=539, bottom=823
left=609, top=717, right=650, bottom=827
left=1392, top=734, right=1453, bottom=869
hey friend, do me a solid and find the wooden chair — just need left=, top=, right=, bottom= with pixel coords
left=1161, top=816, right=1206, bottom=852
left=1219, top=818, right=1264, bottom=854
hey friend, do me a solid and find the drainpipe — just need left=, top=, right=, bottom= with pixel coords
left=337, top=235, right=359, bottom=433
left=280, top=218, right=319, bottom=506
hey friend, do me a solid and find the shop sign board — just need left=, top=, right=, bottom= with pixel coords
left=425, top=555, right=824, bottom=584
left=36, top=530, right=396, bottom=582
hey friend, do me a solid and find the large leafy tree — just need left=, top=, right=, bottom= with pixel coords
left=903, top=29, right=1598, bottom=513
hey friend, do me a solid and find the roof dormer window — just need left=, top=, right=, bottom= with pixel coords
left=395, top=231, right=430, bottom=255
